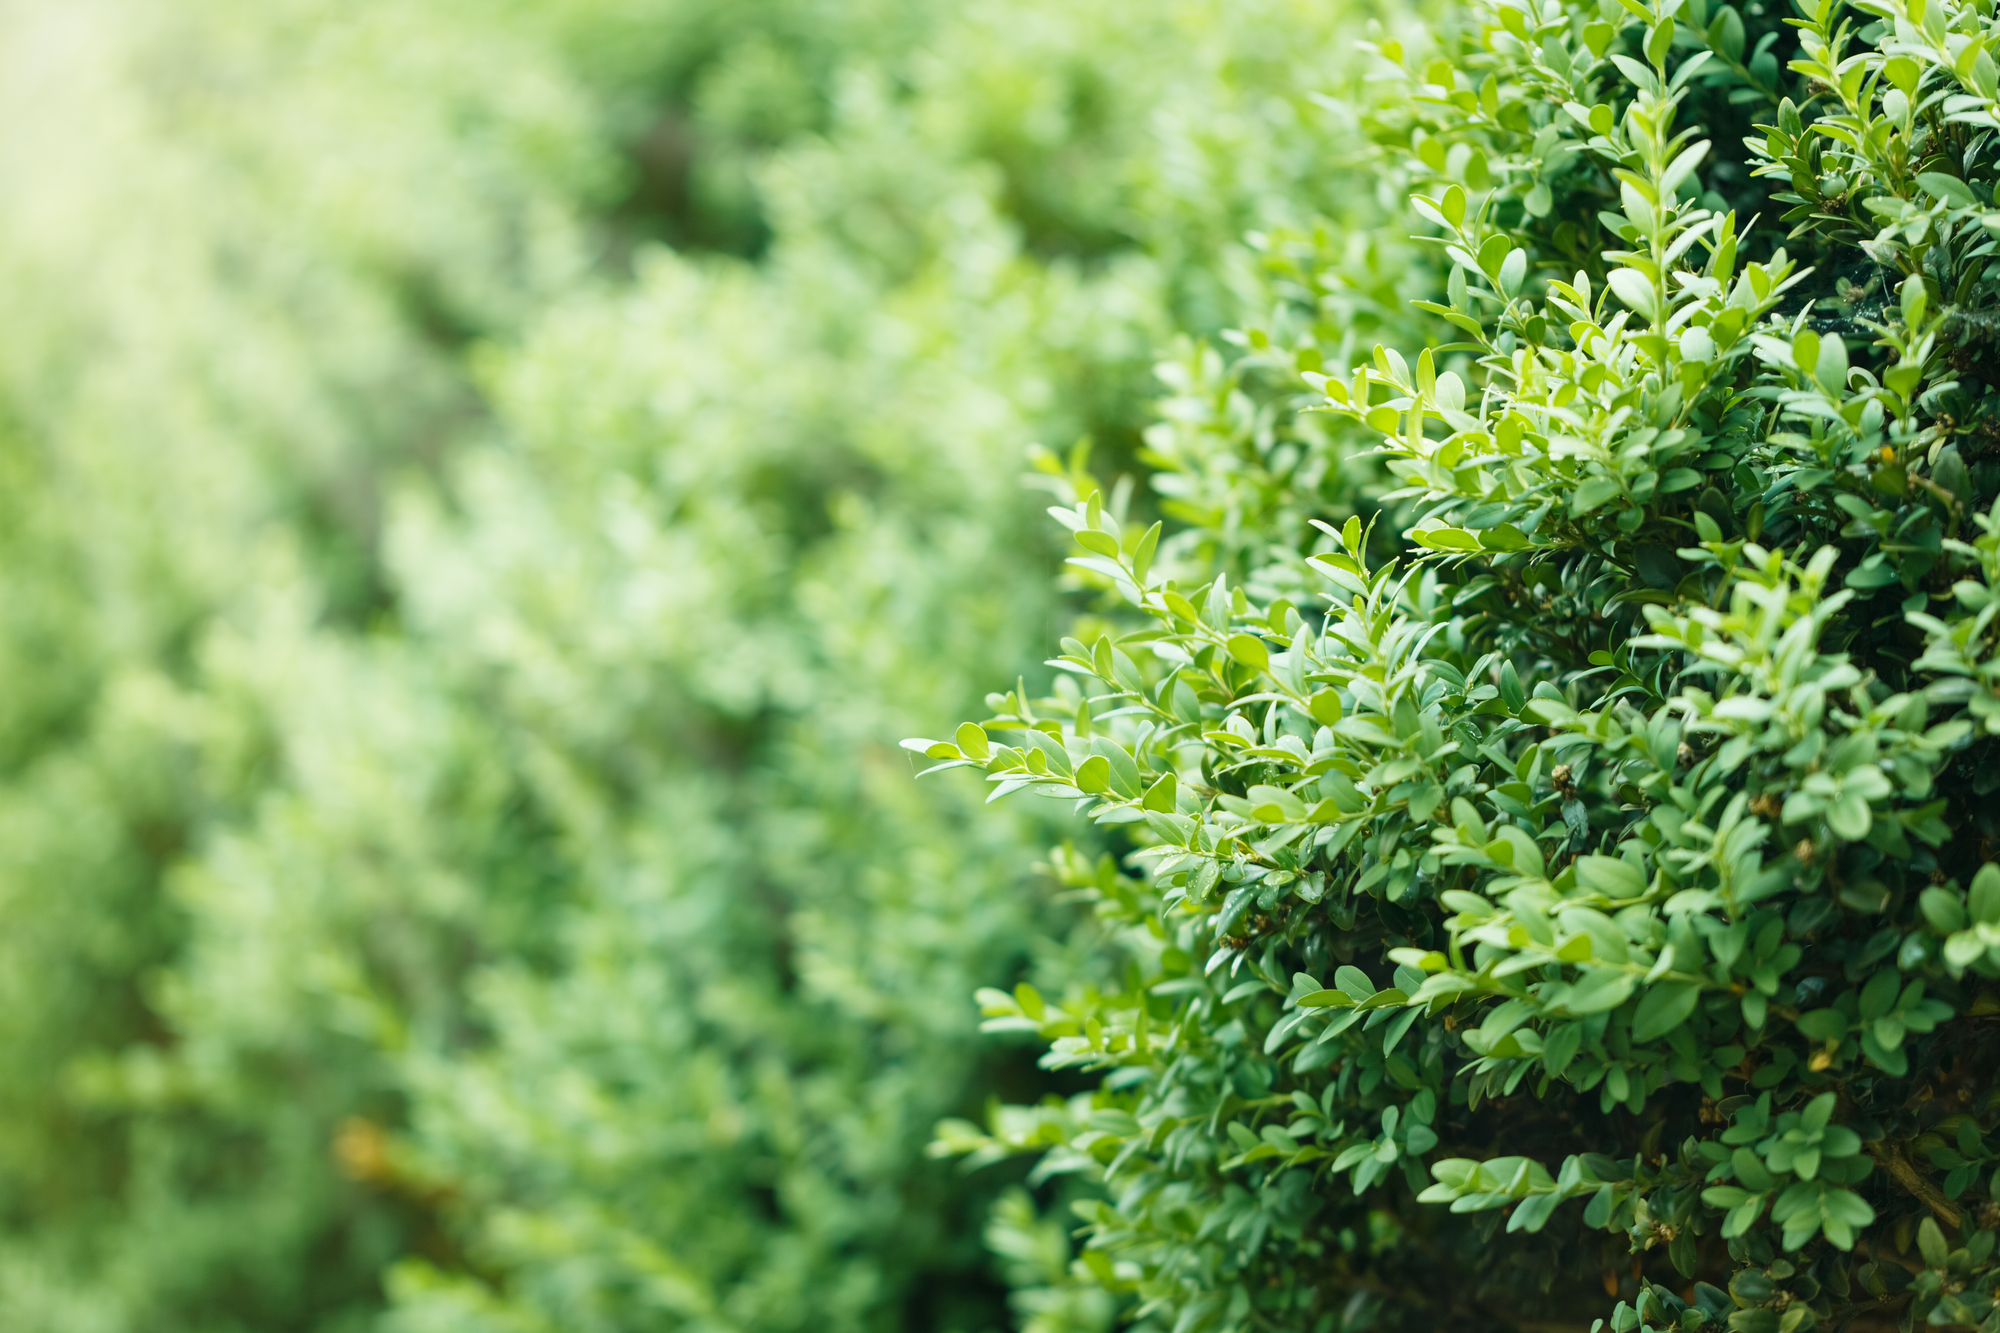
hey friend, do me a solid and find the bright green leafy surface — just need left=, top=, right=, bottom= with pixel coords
left=925, top=0, right=2000, bottom=1328
left=0, top=1, right=1416, bottom=1331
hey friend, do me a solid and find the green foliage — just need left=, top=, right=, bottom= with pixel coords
left=357, top=6, right=1427, bottom=1329
left=0, top=3, right=622, bottom=1326
left=931, top=0, right=2000, bottom=1327
left=0, top=1, right=1424, bottom=1331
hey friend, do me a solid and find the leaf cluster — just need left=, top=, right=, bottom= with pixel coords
left=928, top=0, right=2000, bottom=1328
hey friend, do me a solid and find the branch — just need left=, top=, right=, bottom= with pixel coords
left=1868, top=1140, right=1961, bottom=1230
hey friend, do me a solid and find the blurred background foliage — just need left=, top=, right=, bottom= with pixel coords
left=0, top=0, right=1408, bottom=1328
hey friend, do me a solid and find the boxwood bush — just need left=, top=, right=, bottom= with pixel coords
left=926, top=0, right=2000, bottom=1328
left=0, top=1, right=1429, bottom=1331
left=357, top=6, right=1429, bottom=1329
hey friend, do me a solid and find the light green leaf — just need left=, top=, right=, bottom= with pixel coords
left=1571, top=477, right=1622, bottom=516
left=1631, top=982, right=1698, bottom=1041
left=1226, top=634, right=1270, bottom=671
left=1564, top=970, right=1636, bottom=1015
left=1917, top=171, right=1979, bottom=207
left=1575, top=855, right=1646, bottom=899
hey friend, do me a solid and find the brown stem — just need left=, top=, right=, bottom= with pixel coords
left=1908, top=472, right=1965, bottom=538
left=1868, top=1140, right=1962, bottom=1230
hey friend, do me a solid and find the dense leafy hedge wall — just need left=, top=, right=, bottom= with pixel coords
left=928, top=0, right=2000, bottom=1328
left=0, top=1, right=1414, bottom=1330
left=364, top=6, right=1427, bottom=1329
left=0, top=4, right=623, bottom=1325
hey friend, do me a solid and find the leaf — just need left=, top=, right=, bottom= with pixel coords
left=1917, top=171, right=1979, bottom=207
left=1921, top=886, right=1968, bottom=933
left=1971, top=863, right=2000, bottom=924
left=1434, top=371, right=1465, bottom=411
left=1861, top=1029, right=1908, bottom=1076
left=1571, top=477, right=1622, bottom=516
left=1565, top=970, right=1636, bottom=1015
left=1723, top=1195, right=1765, bottom=1237
left=1609, top=53, right=1656, bottom=94
left=1297, top=989, right=1356, bottom=1009
left=1733, top=1148, right=1774, bottom=1191
left=1644, top=17, right=1674, bottom=68
left=1356, top=988, right=1408, bottom=1011
left=1632, top=981, right=1698, bottom=1041
left=1945, top=930, right=1987, bottom=972
left=1075, top=529, right=1121, bottom=557
left=1507, top=1191, right=1560, bottom=1232
left=1216, top=885, right=1256, bottom=936
left=1709, top=7, right=1744, bottom=60
left=1074, top=754, right=1111, bottom=794
left=1246, top=784, right=1307, bottom=823
left=1827, top=792, right=1871, bottom=841
left=1409, top=973, right=1477, bottom=1003
left=1307, top=689, right=1343, bottom=726
left=1096, top=732, right=1144, bottom=792
left=1492, top=825, right=1545, bottom=877
left=1132, top=521, right=1162, bottom=584
left=1823, top=1188, right=1875, bottom=1234
left=1416, top=527, right=1483, bottom=552
left=1659, top=140, right=1710, bottom=196
left=1815, top=333, right=1849, bottom=396
left=1858, top=968, right=1899, bottom=1021
left=1920, top=1216, right=1950, bottom=1268
left=1542, top=1022, right=1584, bottom=1076
left=1575, top=855, right=1646, bottom=899
left=1606, top=268, right=1658, bottom=320
left=1226, top=634, right=1270, bottom=671
left=1335, top=966, right=1376, bottom=1003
